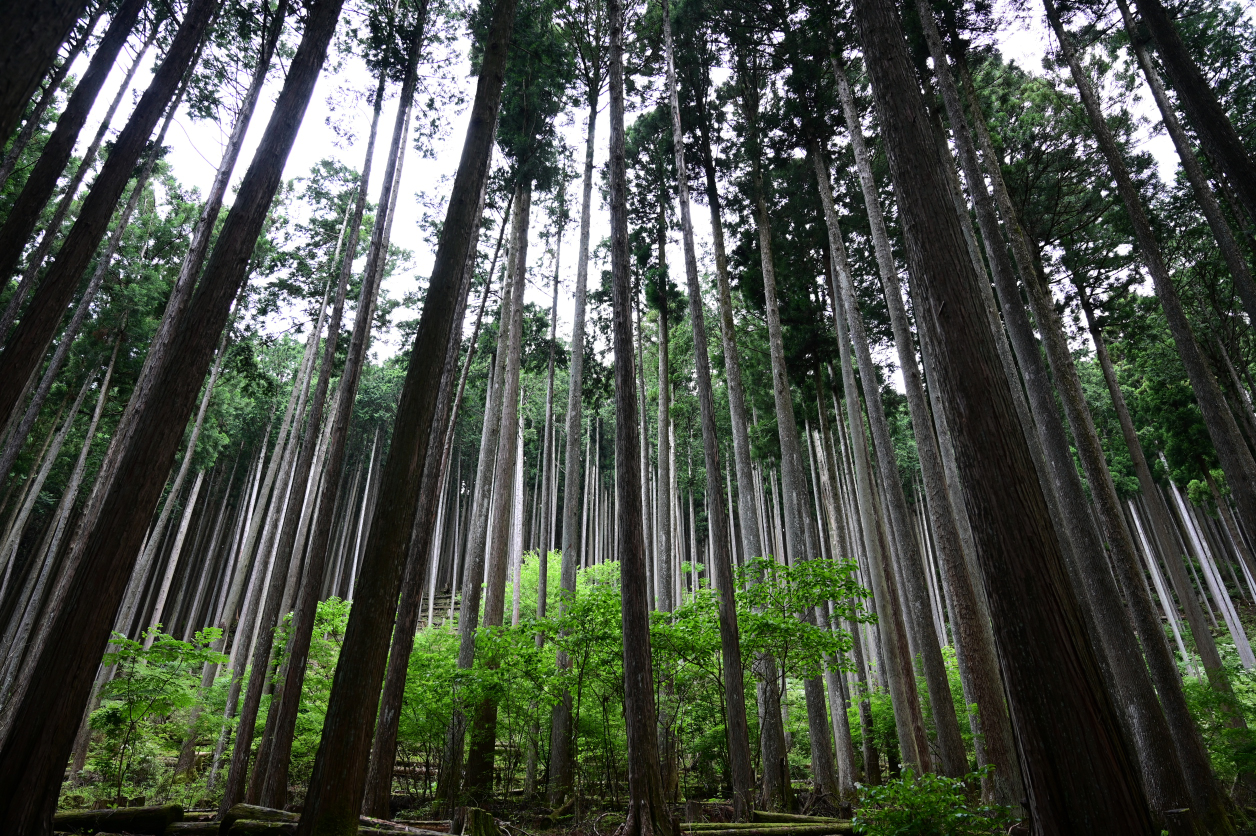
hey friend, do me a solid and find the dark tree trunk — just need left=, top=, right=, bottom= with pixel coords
left=0, top=0, right=345, bottom=830
left=258, top=15, right=427, bottom=806
left=1045, top=0, right=1256, bottom=622
left=660, top=0, right=754, bottom=817
left=1131, top=0, right=1256, bottom=225
left=0, top=0, right=147, bottom=286
left=0, top=0, right=91, bottom=147
left=549, top=86, right=599, bottom=809
left=293, top=0, right=517, bottom=827
left=0, top=0, right=219, bottom=431
left=608, top=0, right=674, bottom=828
left=848, top=0, right=1155, bottom=829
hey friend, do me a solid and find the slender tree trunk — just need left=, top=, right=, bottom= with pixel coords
left=0, top=0, right=147, bottom=286
left=294, top=0, right=516, bottom=825
left=1078, top=284, right=1256, bottom=783
left=735, top=56, right=841, bottom=803
left=609, top=0, right=673, bottom=828
left=359, top=166, right=493, bottom=820
left=660, top=0, right=753, bottom=815
left=1045, top=0, right=1256, bottom=580
left=260, top=19, right=427, bottom=806
left=848, top=0, right=1155, bottom=827
left=465, top=181, right=530, bottom=801
left=0, top=1, right=346, bottom=829
left=0, top=0, right=220, bottom=431
left=812, top=147, right=966, bottom=779
left=549, top=84, right=600, bottom=808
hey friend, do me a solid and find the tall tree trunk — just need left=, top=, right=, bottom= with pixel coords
left=294, top=0, right=516, bottom=826
left=735, top=55, right=840, bottom=803
left=0, top=0, right=147, bottom=286
left=1129, top=0, right=1256, bottom=225
left=464, top=180, right=531, bottom=802
left=259, top=17, right=427, bottom=806
left=694, top=73, right=788, bottom=815
left=359, top=180, right=486, bottom=818
left=848, top=0, right=1155, bottom=827
left=549, top=83, right=599, bottom=808
left=0, top=0, right=220, bottom=431
left=0, top=0, right=91, bottom=148
left=660, top=0, right=753, bottom=816
left=1045, top=0, right=1256, bottom=590
left=812, top=147, right=966, bottom=779
left=827, top=51, right=1020, bottom=804
left=922, top=6, right=1196, bottom=825
left=0, top=1, right=346, bottom=829
left=608, top=0, right=673, bottom=828
left=0, top=24, right=156, bottom=348
left=944, top=14, right=1222, bottom=828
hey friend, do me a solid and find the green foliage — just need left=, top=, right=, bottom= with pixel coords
left=89, top=628, right=226, bottom=805
left=274, top=596, right=352, bottom=787
left=736, top=556, right=872, bottom=680
left=1180, top=639, right=1256, bottom=787
left=852, top=768, right=1015, bottom=836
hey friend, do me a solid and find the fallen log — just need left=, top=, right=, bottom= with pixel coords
left=749, top=813, right=848, bottom=824
left=685, top=823, right=849, bottom=831
left=220, top=804, right=299, bottom=832
left=166, top=823, right=220, bottom=835
left=226, top=823, right=440, bottom=836
left=679, top=826, right=851, bottom=836
left=54, top=803, right=184, bottom=834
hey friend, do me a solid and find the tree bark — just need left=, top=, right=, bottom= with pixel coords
left=848, top=0, right=1155, bottom=827
left=0, top=0, right=91, bottom=149
left=293, top=0, right=516, bottom=826
left=660, top=0, right=753, bottom=816
left=0, top=0, right=346, bottom=829
left=549, top=84, right=599, bottom=808
left=0, top=0, right=219, bottom=432
left=608, top=0, right=673, bottom=829
left=0, top=0, right=146, bottom=286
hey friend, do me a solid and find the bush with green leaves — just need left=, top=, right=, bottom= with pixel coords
left=87, top=627, right=226, bottom=806
left=852, top=768, right=1015, bottom=836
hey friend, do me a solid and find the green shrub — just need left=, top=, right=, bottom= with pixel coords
left=853, top=768, right=1015, bottom=836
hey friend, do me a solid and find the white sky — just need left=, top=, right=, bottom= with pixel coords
left=68, top=0, right=1186, bottom=380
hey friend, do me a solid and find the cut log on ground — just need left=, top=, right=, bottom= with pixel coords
left=54, top=803, right=184, bottom=834
left=166, top=823, right=220, bottom=835
left=678, top=823, right=854, bottom=828
left=749, top=813, right=848, bottom=824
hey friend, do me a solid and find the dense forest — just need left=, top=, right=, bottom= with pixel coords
left=1, top=0, right=1256, bottom=832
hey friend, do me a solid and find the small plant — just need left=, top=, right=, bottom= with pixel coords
left=853, top=767, right=1016, bottom=836
left=89, top=627, right=225, bottom=806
